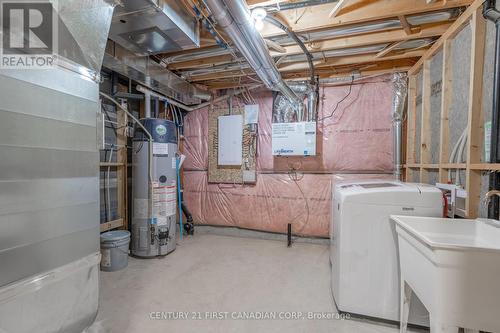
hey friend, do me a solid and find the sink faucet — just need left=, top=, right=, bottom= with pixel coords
left=480, top=191, right=500, bottom=227
left=483, top=190, right=500, bottom=206
left=483, top=190, right=500, bottom=217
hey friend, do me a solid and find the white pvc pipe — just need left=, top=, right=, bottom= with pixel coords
left=144, top=90, right=151, bottom=118
left=136, top=84, right=261, bottom=112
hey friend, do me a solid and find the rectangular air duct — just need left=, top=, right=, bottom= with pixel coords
left=108, top=0, right=200, bottom=55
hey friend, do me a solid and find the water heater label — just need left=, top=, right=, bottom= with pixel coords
left=153, top=142, right=168, bottom=155
left=153, top=184, right=177, bottom=225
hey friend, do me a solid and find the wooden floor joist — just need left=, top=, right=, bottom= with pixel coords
left=161, top=0, right=474, bottom=88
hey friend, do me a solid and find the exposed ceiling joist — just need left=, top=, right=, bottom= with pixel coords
left=188, top=48, right=426, bottom=82
left=259, top=0, right=472, bottom=37
left=154, top=0, right=476, bottom=89
left=167, top=22, right=450, bottom=71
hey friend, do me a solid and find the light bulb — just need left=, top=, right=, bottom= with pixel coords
left=254, top=19, right=264, bottom=31
left=251, top=7, right=267, bottom=21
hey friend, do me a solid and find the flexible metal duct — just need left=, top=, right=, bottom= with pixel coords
left=204, top=0, right=303, bottom=116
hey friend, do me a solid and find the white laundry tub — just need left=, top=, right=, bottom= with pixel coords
left=391, top=216, right=500, bottom=333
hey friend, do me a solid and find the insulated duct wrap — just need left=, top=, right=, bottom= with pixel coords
left=183, top=74, right=396, bottom=236
left=391, top=73, right=408, bottom=179
left=392, top=72, right=408, bottom=122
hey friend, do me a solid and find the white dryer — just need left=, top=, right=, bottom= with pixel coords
left=330, top=180, right=443, bottom=326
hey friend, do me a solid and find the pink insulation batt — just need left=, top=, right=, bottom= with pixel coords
left=182, top=75, right=396, bottom=237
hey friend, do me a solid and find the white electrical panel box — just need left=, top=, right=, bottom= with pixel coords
left=272, top=121, right=316, bottom=156
left=218, top=114, right=243, bottom=165
left=244, top=104, right=259, bottom=124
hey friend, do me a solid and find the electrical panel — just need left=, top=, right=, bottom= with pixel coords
left=218, top=114, right=243, bottom=165
left=272, top=121, right=317, bottom=156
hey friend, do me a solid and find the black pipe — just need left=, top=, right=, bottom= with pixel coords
left=483, top=0, right=500, bottom=219
left=264, top=16, right=316, bottom=85
left=181, top=195, right=194, bottom=235
left=287, top=223, right=292, bottom=247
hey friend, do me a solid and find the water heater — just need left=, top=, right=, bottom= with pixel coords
left=132, top=119, right=177, bottom=257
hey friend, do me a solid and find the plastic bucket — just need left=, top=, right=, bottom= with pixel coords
left=100, top=230, right=130, bottom=272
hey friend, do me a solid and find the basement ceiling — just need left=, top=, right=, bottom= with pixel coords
left=144, top=0, right=474, bottom=90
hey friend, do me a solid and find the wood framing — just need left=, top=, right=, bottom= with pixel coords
left=100, top=98, right=129, bottom=233
left=163, top=0, right=473, bottom=89
left=438, top=39, right=453, bottom=183
left=404, top=0, right=490, bottom=218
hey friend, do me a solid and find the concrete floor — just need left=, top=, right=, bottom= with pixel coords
left=89, top=234, right=418, bottom=333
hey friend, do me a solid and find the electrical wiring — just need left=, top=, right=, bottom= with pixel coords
left=317, top=75, right=354, bottom=122
left=286, top=162, right=310, bottom=236
left=317, top=77, right=392, bottom=124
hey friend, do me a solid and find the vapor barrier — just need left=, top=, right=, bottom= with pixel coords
left=184, top=172, right=393, bottom=237
left=183, top=74, right=397, bottom=236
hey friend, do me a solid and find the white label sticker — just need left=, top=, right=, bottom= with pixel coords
left=172, top=157, right=177, bottom=169
left=153, top=185, right=177, bottom=220
left=101, top=249, right=111, bottom=267
left=153, top=142, right=168, bottom=155
left=272, top=121, right=316, bottom=156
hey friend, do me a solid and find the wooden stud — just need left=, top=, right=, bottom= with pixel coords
left=406, top=75, right=417, bottom=179
left=117, top=100, right=128, bottom=230
left=420, top=60, right=432, bottom=182
left=439, top=39, right=453, bottom=183
left=465, top=8, right=486, bottom=218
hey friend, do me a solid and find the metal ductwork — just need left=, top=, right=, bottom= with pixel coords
left=108, top=0, right=200, bottom=55
left=204, top=0, right=304, bottom=116
left=103, top=41, right=210, bottom=104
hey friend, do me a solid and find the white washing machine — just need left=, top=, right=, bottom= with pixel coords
left=330, top=180, right=443, bottom=326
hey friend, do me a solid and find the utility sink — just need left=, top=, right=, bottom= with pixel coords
left=390, top=216, right=500, bottom=333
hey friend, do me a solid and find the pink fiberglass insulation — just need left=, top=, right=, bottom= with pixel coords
left=183, top=171, right=393, bottom=237
left=182, top=74, right=397, bottom=236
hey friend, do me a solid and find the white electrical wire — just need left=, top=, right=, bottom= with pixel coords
left=456, top=132, right=468, bottom=185
left=448, top=129, right=467, bottom=183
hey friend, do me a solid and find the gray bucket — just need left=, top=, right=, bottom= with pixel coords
left=100, top=230, right=130, bottom=272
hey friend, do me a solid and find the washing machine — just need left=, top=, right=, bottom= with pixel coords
left=330, top=180, right=443, bottom=326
